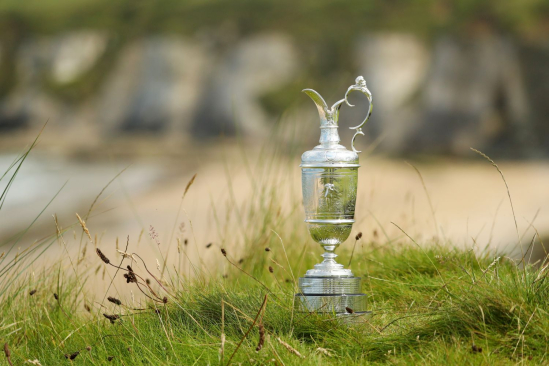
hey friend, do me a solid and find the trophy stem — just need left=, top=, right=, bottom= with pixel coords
left=321, top=250, right=338, bottom=264
left=305, top=244, right=353, bottom=277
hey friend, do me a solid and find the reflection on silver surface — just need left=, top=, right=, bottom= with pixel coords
left=294, top=293, right=368, bottom=314
left=298, top=277, right=362, bottom=294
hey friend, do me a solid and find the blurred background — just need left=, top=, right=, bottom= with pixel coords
left=1, top=0, right=548, bottom=270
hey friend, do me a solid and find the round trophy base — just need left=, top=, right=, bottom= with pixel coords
left=295, top=276, right=368, bottom=315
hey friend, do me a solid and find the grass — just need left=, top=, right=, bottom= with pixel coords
left=1, top=231, right=548, bottom=365
left=1, top=136, right=549, bottom=365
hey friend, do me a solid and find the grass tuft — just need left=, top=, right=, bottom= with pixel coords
left=0, top=241, right=547, bottom=365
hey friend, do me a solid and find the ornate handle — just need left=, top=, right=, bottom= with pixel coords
left=344, top=76, right=373, bottom=153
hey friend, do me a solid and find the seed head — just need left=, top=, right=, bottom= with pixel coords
left=29, top=289, right=37, bottom=296
left=124, top=266, right=137, bottom=284
left=206, top=243, right=212, bottom=248
left=146, top=278, right=151, bottom=285
left=355, top=232, right=362, bottom=240
left=345, top=307, right=354, bottom=314
left=107, top=296, right=122, bottom=306
left=103, top=313, right=120, bottom=324
left=86, top=346, right=92, bottom=351
left=268, top=266, right=274, bottom=273
left=84, top=304, right=91, bottom=312
left=472, top=344, right=482, bottom=353
left=316, top=347, right=333, bottom=357
left=65, top=352, right=79, bottom=360
left=76, top=213, right=92, bottom=241
left=265, top=247, right=270, bottom=252
left=53, top=293, right=59, bottom=301
left=4, top=343, right=10, bottom=358
left=149, top=225, right=160, bottom=246
left=163, top=296, right=168, bottom=304
left=184, top=239, right=188, bottom=245
left=96, top=248, right=110, bottom=264
left=277, top=337, right=303, bottom=358
left=107, top=356, right=114, bottom=361
left=238, top=258, right=244, bottom=264
left=256, top=322, right=265, bottom=351
left=221, top=248, right=227, bottom=256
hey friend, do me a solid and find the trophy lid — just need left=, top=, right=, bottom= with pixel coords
left=300, top=76, right=373, bottom=169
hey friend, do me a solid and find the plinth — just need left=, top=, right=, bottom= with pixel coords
left=295, top=276, right=369, bottom=315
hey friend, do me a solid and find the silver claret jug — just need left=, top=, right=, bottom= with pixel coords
left=296, top=76, right=373, bottom=316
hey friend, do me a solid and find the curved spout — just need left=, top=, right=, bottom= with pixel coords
left=302, top=88, right=346, bottom=127
left=302, top=89, right=329, bottom=125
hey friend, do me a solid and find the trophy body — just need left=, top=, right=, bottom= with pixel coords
left=295, top=77, right=373, bottom=316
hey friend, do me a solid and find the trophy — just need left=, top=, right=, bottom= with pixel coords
left=295, top=76, right=372, bottom=316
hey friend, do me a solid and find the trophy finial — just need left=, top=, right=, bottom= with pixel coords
left=355, top=75, right=367, bottom=87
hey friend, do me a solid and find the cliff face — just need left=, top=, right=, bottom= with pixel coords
left=0, top=30, right=547, bottom=157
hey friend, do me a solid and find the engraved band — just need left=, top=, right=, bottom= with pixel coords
left=305, top=219, right=355, bottom=224
left=300, top=163, right=360, bottom=168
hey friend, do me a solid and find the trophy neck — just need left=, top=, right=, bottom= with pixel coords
left=319, top=126, right=341, bottom=146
